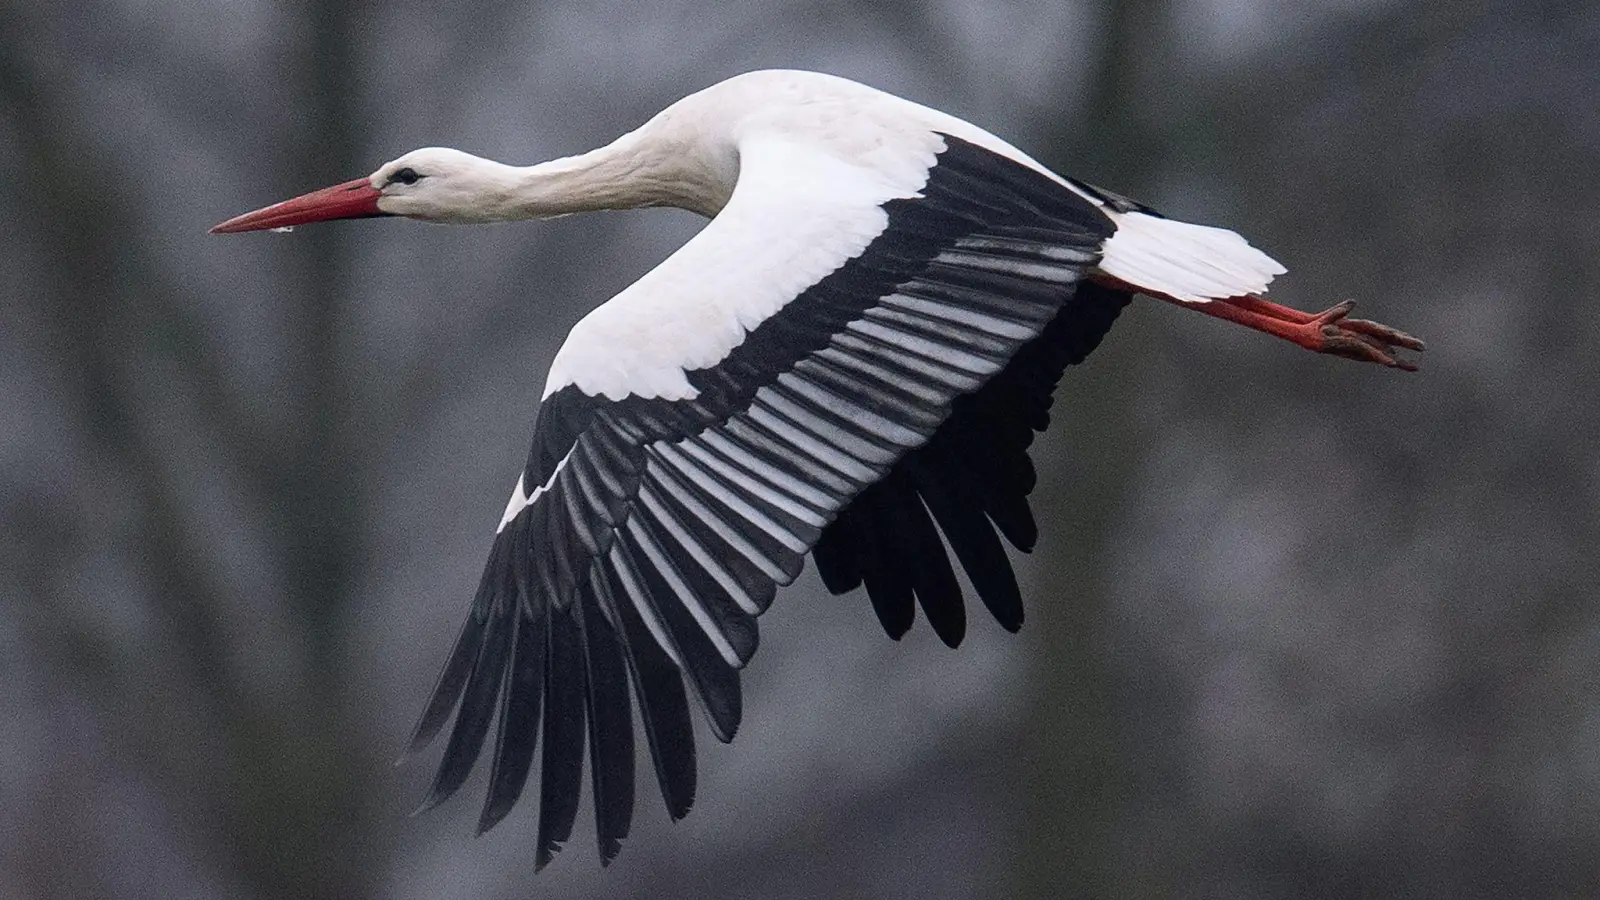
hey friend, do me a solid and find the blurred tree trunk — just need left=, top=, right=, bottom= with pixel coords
left=218, top=2, right=386, bottom=897
left=1017, top=1, right=1169, bottom=897
left=1, top=1, right=387, bottom=897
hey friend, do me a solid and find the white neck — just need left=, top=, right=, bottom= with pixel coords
left=383, top=123, right=734, bottom=223
left=503, top=130, right=727, bottom=220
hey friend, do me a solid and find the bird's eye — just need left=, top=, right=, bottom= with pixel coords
left=390, top=167, right=422, bottom=186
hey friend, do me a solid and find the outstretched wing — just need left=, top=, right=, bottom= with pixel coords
left=405, top=133, right=1117, bottom=867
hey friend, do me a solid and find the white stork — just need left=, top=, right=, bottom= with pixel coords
left=213, top=69, right=1423, bottom=867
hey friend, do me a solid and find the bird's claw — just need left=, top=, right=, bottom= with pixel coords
left=1312, top=301, right=1425, bottom=372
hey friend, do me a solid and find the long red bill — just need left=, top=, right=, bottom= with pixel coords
left=210, top=177, right=388, bottom=234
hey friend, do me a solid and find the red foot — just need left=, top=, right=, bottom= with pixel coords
left=1194, top=295, right=1426, bottom=371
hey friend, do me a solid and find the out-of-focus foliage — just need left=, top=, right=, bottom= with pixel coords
left=2, top=2, right=1595, bottom=898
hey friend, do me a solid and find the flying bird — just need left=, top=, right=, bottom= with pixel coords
left=213, top=69, right=1423, bottom=868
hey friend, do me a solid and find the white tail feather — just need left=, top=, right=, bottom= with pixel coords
left=1097, top=211, right=1286, bottom=303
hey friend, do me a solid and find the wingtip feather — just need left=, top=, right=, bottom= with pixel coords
left=409, top=789, right=451, bottom=819
left=534, top=843, right=559, bottom=872
left=475, top=797, right=515, bottom=835
left=667, top=793, right=696, bottom=821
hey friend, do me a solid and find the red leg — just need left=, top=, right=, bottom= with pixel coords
left=1220, top=295, right=1428, bottom=355
left=1088, top=275, right=1425, bottom=370
left=1173, top=295, right=1426, bottom=371
left=1219, top=294, right=1320, bottom=324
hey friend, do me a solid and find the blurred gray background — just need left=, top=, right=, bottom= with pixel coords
left=3, top=1, right=1597, bottom=897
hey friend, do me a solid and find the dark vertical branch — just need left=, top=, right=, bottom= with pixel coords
left=280, top=0, right=372, bottom=663
left=1016, top=2, right=1171, bottom=898
left=213, top=3, right=387, bottom=899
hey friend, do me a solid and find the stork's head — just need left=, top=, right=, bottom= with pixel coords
left=210, top=147, right=523, bottom=233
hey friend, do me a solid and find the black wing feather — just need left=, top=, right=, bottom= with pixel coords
left=632, top=502, right=760, bottom=665
left=595, top=562, right=697, bottom=819
left=886, top=471, right=967, bottom=648
left=406, top=607, right=488, bottom=757
left=534, top=606, right=587, bottom=871
left=851, top=488, right=918, bottom=640
left=576, top=585, right=635, bottom=864
left=414, top=553, right=517, bottom=812
left=614, top=528, right=743, bottom=742
left=810, top=504, right=862, bottom=595
left=903, top=450, right=1026, bottom=633
left=476, top=605, right=547, bottom=833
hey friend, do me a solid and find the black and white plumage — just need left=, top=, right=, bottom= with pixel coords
left=212, top=69, right=1423, bottom=868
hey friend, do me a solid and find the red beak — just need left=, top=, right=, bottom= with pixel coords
left=210, top=177, right=389, bottom=234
